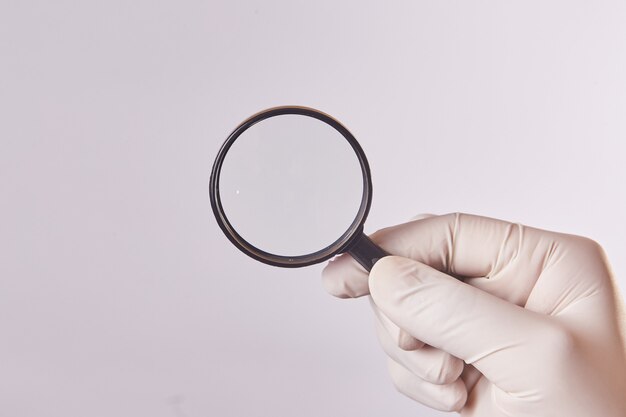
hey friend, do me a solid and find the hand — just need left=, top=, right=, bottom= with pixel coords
left=322, top=213, right=626, bottom=416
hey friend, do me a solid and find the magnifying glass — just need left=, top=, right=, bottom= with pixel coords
left=209, top=106, right=388, bottom=271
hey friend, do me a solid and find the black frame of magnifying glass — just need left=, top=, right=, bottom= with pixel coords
left=209, top=105, right=387, bottom=269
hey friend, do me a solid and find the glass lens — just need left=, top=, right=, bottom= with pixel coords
left=218, top=114, right=364, bottom=257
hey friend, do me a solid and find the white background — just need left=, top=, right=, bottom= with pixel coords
left=1, top=1, right=625, bottom=416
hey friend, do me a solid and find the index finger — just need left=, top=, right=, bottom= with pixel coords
left=322, top=212, right=555, bottom=298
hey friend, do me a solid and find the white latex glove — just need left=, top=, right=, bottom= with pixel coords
left=322, top=213, right=626, bottom=416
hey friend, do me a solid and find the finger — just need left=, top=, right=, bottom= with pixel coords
left=387, top=358, right=467, bottom=412
left=364, top=212, right=573, bottom=309
left=372, top=298, right=463, bottom=385
left=369, top=212, right=522, bottom=277
left=322, top=213, right=439, bottom=299
left=321, top=212, right=518, bottom=299
left=370, top=256, right=560, bottom=393
left=322, top=252, right=368, bottom=298
left=398, top=329, right=423, bottom=351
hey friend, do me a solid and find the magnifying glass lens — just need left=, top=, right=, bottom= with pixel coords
left=219, top=114, right=364, bottom=257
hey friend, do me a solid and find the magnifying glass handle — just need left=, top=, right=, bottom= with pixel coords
left=346, top=233, right=389, bottom=272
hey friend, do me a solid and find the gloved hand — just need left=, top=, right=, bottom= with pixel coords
left=322, top=213, right=626, bottom=416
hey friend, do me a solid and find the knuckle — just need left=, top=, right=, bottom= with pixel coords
left=398, top=333, right=424, bottom=351
left=425, top=353, right=463, bottom=385
left=566, top=235, right=606, bottom=262
left=442, top=386, right=467, bottom=412
left=559, top=235, right=612, bottom=285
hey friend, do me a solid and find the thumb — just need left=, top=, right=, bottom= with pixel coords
left=370, top=256, right=561, bottom=393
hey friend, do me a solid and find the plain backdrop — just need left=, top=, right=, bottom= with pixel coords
left=1, top=1, right=625, bottom=416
